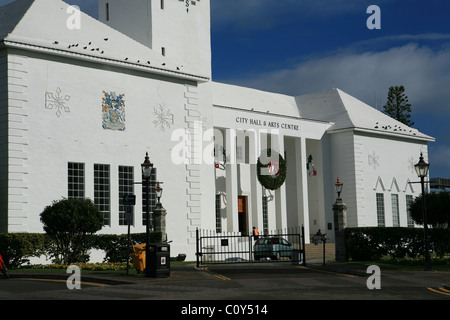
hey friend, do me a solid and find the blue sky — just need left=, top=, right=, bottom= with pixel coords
left=1, top=0, right=449, bottom=178
left=209, top=0, right=450, bottom=179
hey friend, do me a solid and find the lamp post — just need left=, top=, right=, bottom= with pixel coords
left=414, top=153, right=432, bottom=271
left=153, top=181, right=167, bottom=242
left=141, top=152, right=153, bottom=277
left=333, top=177, right=347, bottom=262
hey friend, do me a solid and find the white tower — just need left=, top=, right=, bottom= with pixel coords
left=98, top=0, right=211, bottom=78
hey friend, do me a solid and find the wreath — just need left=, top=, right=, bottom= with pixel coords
left=257, top=149, right=287, bottom=190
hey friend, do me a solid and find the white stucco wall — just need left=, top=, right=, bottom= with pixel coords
left=328, top=129, right=428, bottom=228
left=354, top=132, right=427, bottom=227
left=8, top=48, right=211, bottom=259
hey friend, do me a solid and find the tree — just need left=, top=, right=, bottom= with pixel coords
left=383, top=85, right=414, bottom=126
left=409, top=192, right=450, bottom=258
left=40, top=198, right=103, bottom=264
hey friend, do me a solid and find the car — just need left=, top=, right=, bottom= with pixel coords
left=253, top=237, right=294, bottom=261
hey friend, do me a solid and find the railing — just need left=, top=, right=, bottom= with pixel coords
left=196, top=226, right=306, bottom=267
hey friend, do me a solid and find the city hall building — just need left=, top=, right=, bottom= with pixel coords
left=0, top=0, right=434, bottom=260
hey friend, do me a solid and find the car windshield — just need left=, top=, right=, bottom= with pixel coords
left=271, top=238, right=280, bottom=244
left=255, top=237, right=292, bottom=246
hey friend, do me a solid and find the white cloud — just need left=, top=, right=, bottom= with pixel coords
left=227, top=42, right=450, bottom=115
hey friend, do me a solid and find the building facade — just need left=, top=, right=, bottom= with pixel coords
left=0, top=0, right=434, bottom=260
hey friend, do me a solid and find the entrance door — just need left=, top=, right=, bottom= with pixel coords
left=238, top=196, right=248, bottom=235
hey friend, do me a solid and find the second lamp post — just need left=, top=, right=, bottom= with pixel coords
left=141, top=152, right=154, bottom=277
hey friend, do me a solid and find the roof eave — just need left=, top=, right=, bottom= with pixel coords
left=327, top=126, right=435, bottom=143
left=3, top=38, right=210, bottom=83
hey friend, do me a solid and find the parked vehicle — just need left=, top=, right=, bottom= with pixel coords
left=253, top=237, right=294, bottom=260
left=0, top=253, right=9, bottom=279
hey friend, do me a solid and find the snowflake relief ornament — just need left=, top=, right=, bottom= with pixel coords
left=45, top=87, right=71, bottom=118
left=368, top=151, right=380, bottom=170
left=153, top=104, right=174, bottom=132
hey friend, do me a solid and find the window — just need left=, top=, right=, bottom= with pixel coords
left=68, top=162, right=85, bottom=198
left=119, top=166, right=134, bottom=226
left=376, top=193, right=385, bottom=227
left=94, top=164, right=110, bottom=225
left=406, top=195, right=414, bottom=227
left=142, top=168, right=157, bottom=226
left=392, top=194, right=400, bottom=227
left=106, top=3, right=110, bottom=21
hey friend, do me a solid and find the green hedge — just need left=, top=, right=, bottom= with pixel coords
left=0, top=233, right=51, bottom=268
left=93, top=232, right=162, bottom=263
left=0, top=232, right=162, bottom=268
left=345, top=227, right=448, bottom=261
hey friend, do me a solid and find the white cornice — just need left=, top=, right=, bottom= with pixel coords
left=4, top=39, right=209, bottom=83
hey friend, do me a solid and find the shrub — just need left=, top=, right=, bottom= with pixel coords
left=40, top=198, right=103, bottom=264
left=345, top=227, right=447, bottom=261
left=93, top=232, right=162, bottom=263
left=0, top=233, right=50, bottom=268
left=0, top=232, right=162, bottom=267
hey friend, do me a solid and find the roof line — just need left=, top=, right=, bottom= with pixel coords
left=213, top=104, right=333, bottom=125
left=328, top=126, right=435, bottom=142
left=4, top=39, right=209, bottom=82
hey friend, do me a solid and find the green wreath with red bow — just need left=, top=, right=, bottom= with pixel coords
left=257, top=149, right=287, bottom=190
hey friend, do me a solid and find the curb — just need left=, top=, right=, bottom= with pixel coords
left=7, top=273, right=134, bottom=286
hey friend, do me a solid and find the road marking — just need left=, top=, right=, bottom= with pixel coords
left=201, top=267, right=231, bottom=281
left=427, top=287, right=450, bottom=297
left=16, top=278, right=109, bottom=287
left=296, top=266, right=358, bottom=278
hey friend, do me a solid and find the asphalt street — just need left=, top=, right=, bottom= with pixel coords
left=1, top=262, right=449, bottom=315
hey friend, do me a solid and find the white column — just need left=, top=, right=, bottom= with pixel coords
left=249, top=129, right=263, bottom=232
left=274, top=133, right=287, bottom=231
left=225, top=129, right=238, bottom=232
left=299, top=137, right=310, bottom=243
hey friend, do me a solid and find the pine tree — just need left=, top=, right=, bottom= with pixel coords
left=383, top=85, right=414, bottom=126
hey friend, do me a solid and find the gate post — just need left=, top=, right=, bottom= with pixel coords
left=301, top=225, right=306, bottom=265
left=196, top=228, right=200, bottom=268
left=333, top=198, right=347, bottom=262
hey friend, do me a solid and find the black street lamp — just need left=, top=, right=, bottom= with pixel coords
left=141, top=152, right=153, bottom=277
left=155, top=181, right=163, bottom=204
left=414, top=152, right=432, bottom=271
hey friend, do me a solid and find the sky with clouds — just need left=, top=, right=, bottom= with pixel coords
left=1, top=0, right=449, bottom=178
left=209, top=0, right=450, bottom=179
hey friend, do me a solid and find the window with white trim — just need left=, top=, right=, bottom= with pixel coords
left=94, top=164, right=110, bottom=225
left=376, top=193, right=385, bottom=227
left=119, top=166, right=134, bottom=226
left=68, top=162, right=85, bottom=199
left=392, top=194, right=400, bottom=227
left=406, top=195, right=414, bottom=227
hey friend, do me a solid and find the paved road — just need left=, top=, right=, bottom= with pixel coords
left=1, top=263, right=449, bottom=304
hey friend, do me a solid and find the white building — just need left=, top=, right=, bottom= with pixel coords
left=0, top=0, right=434, bottom=260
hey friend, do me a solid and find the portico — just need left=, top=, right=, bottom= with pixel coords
left=212, top=95, right=332, bottom=242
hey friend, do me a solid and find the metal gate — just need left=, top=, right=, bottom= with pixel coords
left=196, top=226, right=306, bottom=267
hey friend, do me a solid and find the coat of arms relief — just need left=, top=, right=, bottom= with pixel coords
left=102, top=91, right=126, bottom=131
